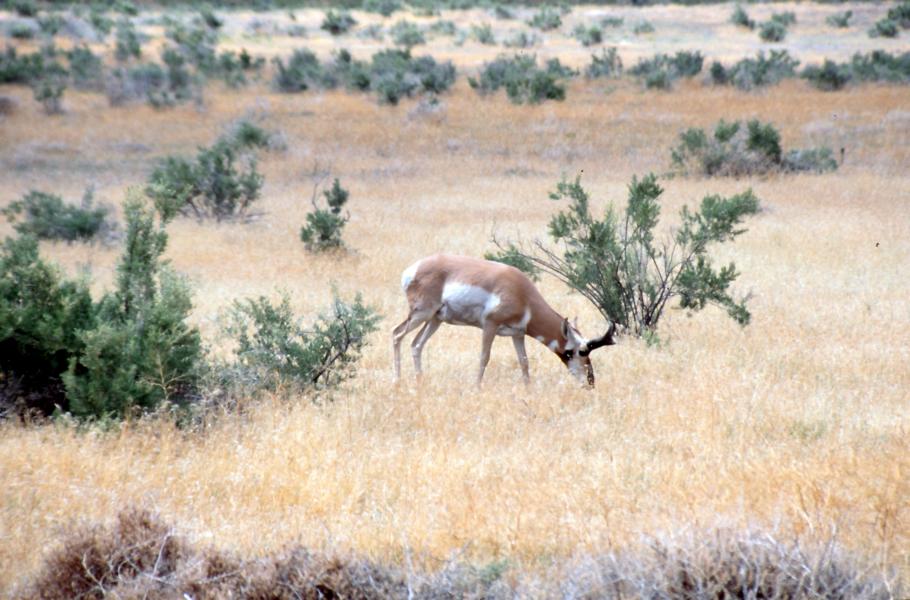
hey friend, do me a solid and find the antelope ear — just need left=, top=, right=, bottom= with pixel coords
left=561, top=318, right=570, bottom=339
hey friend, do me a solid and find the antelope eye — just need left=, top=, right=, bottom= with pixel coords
left=562, top=351, right=573, bottom=360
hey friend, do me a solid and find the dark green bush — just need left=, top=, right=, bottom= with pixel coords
left=469, top=54, right=570, bottom=104
left=633, top=20, right=654, bottom=35
left=105, top=52, right=198, bottom=108
left=730, top=4, right=755, bottom=29
left=321, top=10, right=356, bottom=35
left=362, top=0, right=401, bottom=17
left=0, top=235, right=94, bottom=416
left=494, top=174, right=760, bottom=337
left=759, top=20, right=787, bottom=42
left=629, top=51, right=703, bottom=89
left=300, top=178, right=350, bottom=252
left=573, top=24, right=602, bottom=47
left=11, top=0, right=37, bottom=17
left=709, top=50, right=799, bottom=90
left=63, top=197, right=202, bottom=420
left=503, top=30, right=539, bottom=48
left=849, top=50, right=910, bottom=82
left=114, top=18, right=141, bottom=62
left=528, top=7, right=561, bottom=31
left=272, top=48, right=332, bottom=92
left=9, top=22, right=35, bottom=39
left=146, top=135, right=263, bottom=222
left=2, top=189, right=112, bottom=243
left=470, top=22, right=495, bottom=45
left=601, top=16, right=623, bottom=28
left=199, top=6, right=223, bottom=29
left=782, top=147, right=839, bottom=173
left=221, top=292, right=379, bottom=395
left=586, top=47, right=622, bottom=78
left=429, top=20, right=456, bottom=37
left=671, top=119, right=837, bottom=177
left=802, top=59, right=851, bottom=91
left=363, top=48, right=455, bottom=104
left=30, top=59, right=67, bottom=114
left=66, top=45, right=104, bottom=89
left=770, top=11, right=796, bottom=26
left=494, top=5, right=514, bottom=19
left=37, top=14, right=64, bottom=37
left=89, top=8, right=114, bottom=37
left=869, top=18, right=899, bottom=38
left=887, top=0, right=910, bottom=28
left=0, top=45, right=44, bottom=84
left=826, top=10, right=852, bottom=28
left=390, top=20, right=425, bottom=48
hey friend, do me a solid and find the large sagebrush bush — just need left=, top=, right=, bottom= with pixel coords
left=469, top=54, right=572, bottom=104
left=146, top=133, right=263, bottom=222
left=2, top=188, right=113, bottom=243
left=709, top=50, right=799, bottom=90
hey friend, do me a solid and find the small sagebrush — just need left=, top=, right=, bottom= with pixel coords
left=2, top=188, right=113, bottom=243
left=300, top=178, right=350, bottom=252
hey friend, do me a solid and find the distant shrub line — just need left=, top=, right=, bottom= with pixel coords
left=20, top=509, right=900, bottom=599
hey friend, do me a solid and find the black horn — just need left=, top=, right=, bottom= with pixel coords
left=582, top=321, right=616, bottom=354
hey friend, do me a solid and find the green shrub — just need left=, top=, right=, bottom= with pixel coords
left=0, top=45, right=44, bottom=84
left=146, top=135, right=263, bottom=222
left=37, top=14, right=64, bottom=37
left=106, top=51, right=198, bottom=108
left=63, top=197, right=202, bottom=420
left=849, top=50, right=910, bottom=82
left=494, top=174, right=759, bottom=337
left=730, top=4, right=755, bottom=29
left=503, top=30, right=539, bottom=48
left=826, top=10, right=852, bottom=28
left=573, top=24, right=602, bottom=47
left=802, top=59, right=851, bottom=91
left=2, top=189, right=112, bottom=243
left=321, top=10, right=356, bottom=36
left=629, top=51, right=703, bottom=89
left=9, top=22, right=35, bottom=39
left=66, top=45, right=104, bottom=90
left=469, top=54, right=570, bottom=104
left=362, top=0, right=401, bottom=17
left=494, top=5, right=514, bottom=20
left=390, top=20, right=425, bottom=48
left=887, top=0, right=910, bottom=28
left=11, top=0, right=37, bottom=17
left=221, top=292, right=379, bottom=395
left=429, top=20, right=456, bottom=37
left=770, top=11, right=796, bottom=26
left=114, top=19, right=141, bottom=62
left=30, top=60, right=67, bottom=114
left=272, top=48, right=333, bottom=92
left=759, top=20, right=786, bottom=42
left=633, top=20, right=654, bottom=35
left=869, top=18, right=899, bottom=38
left=709, top=50, right=799, bottom=90
left=528, top=7, right=561, bottom=31
left=470, top=23, right=495, bottom=45
left=0, top=235, right=94, bottom=416
left=484, top=244, right=540, bottom=281
left=601, top=16, right=623, bottom=28
left=198, top=6, right=223, bottom=30
left=363, top=48, right=455, bottom=104
left=586, top=47, right=622, bottom=78
left=671, top=118, right=837, bottom=177
left=89, top=8, right=114, bottom=37
left=782, top=147, right=839, bottom=173
left=300, top=178, right=350, bottom=252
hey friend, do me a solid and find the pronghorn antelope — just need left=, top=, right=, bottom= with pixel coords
left=392, top=254, right=616, bottom=386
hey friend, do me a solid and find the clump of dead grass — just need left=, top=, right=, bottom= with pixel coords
left=20, top=510, right=901, bottom=599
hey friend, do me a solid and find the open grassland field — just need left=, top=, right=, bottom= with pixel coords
left=1, top=1, right=909, bottom=596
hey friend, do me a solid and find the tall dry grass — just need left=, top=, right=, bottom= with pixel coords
left=1, top=3, right=909, bottom=595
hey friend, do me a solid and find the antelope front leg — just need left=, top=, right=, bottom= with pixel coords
left=477, top=322, right=497, bottom=386
left=512, top=335, right=530, bottom=384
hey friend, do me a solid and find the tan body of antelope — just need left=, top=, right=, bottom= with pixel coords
left=391, top=254, right=615, bottom=386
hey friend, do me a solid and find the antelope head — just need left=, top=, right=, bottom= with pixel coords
left=558, top=319, right=617, bottom=386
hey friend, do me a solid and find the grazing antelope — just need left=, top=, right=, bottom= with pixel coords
left=391, top=254, right=616, bottom=386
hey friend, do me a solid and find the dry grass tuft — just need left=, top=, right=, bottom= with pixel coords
left=20, top=510, right=900, bottom=599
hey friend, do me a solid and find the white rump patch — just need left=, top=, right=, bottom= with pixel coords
left=401, top=259, right=421, bottom=291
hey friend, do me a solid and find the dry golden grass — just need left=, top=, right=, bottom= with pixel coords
left=1, top=2, right=910, bottom=595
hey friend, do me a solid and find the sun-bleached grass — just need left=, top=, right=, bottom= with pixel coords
left=1, top=3, right=910, bottom=595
